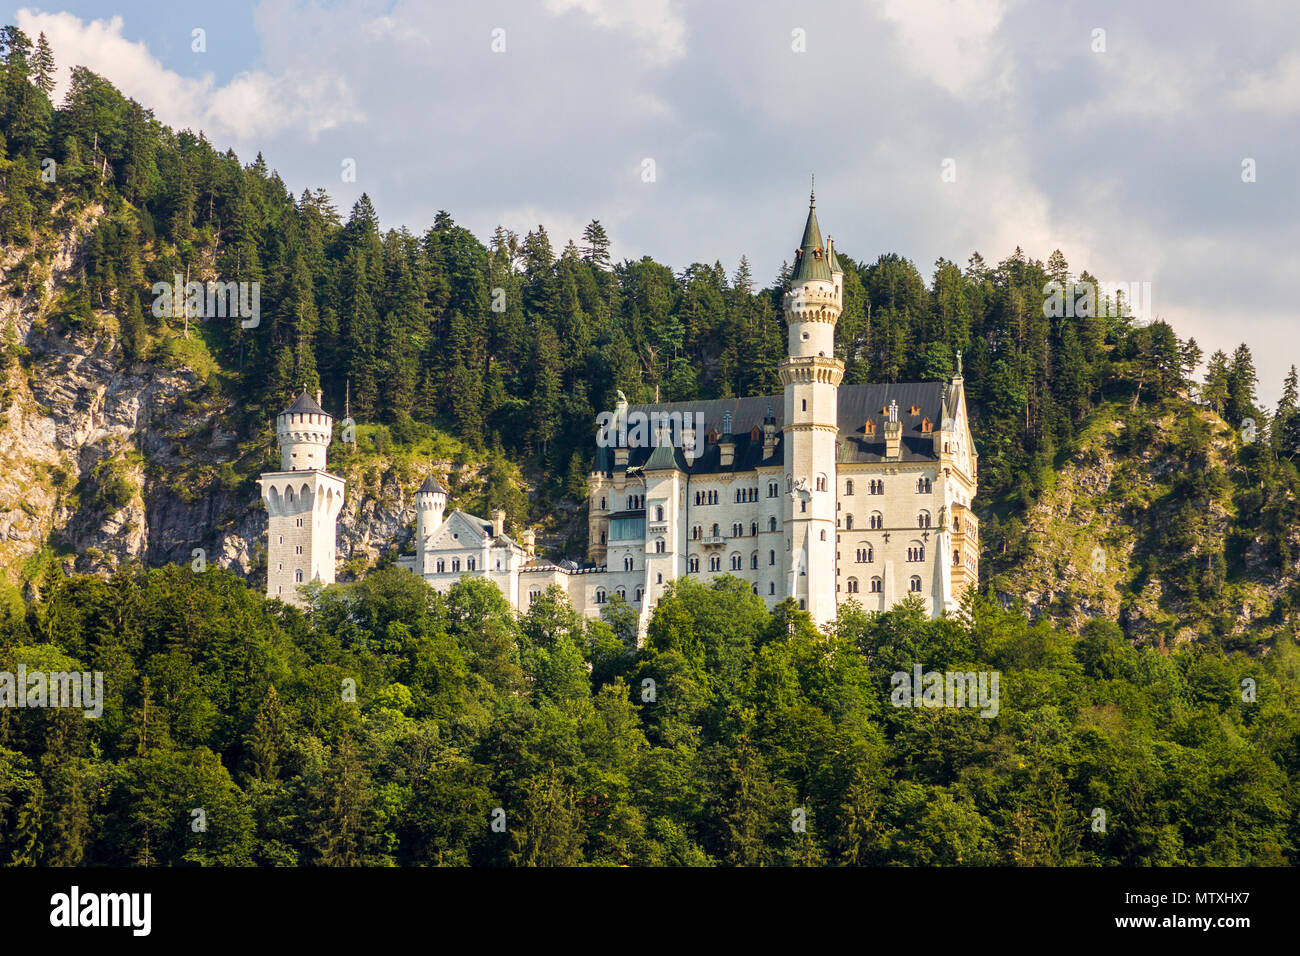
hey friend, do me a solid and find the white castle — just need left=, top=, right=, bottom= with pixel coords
left=261, top=194, right=980, bottom=635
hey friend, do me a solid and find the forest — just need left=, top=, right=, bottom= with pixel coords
left=0, top=26, right=1298, bottom=865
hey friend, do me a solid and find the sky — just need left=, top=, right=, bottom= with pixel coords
left=12, top=0, right=1300, bottom=405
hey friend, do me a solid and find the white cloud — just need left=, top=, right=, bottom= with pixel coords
left=544, top=0, right=687, bottom=66
left=1231, top=52, right=1300, bottom=116
left=14, top=8, right=361, bottom=141
left=874, top=0, right=1016, bottom=100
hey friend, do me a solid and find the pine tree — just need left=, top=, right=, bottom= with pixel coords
left=581, top=219, right=611, bottom=270
left=31, top=31, right=53, bottom=96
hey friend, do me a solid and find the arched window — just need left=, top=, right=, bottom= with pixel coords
left=816, top=475, right=826, bottom=491
left=751, top=552, right=759, bottom=569
left=616, top=586, right=626, bottom=600
left=769, top=516, right=778, bottom=532
left=733, top=523, right=743, bottom=537
left=529, top=588, right=542, bottom=604
left=600, top=497, right=606, bottom=510
left=907, top=542, right=925, bottom=562
left=709, top=556, right=721, bottom=572
left=635, top=587, right=643, bottom=602
left=918, top=511, right=931, bottom=528
left=845, top=479, right=854, bottom=495
left=845, top=514, right=854, bottom=530
left=452, top=558, right=461, bottom=572
left=847, top=577, right=859, bottom=593
left=909, top=576, right=922, bottom=592
left=768, top=482, right=778, bottom=498
left=595, top=588, right=607, bottom=604
left=750, top=521, right=758, bottom=536
left=625, top=555, right=634, bottom=571
left=769, top=582, right=775, bottom=595
left=769, top=549, right=776, bottom=565
left=295, top=569, right=304, bottom=583
left=656, top=505, right=664, bottom=522
left=870, top=512, right=883, bottom=529
left=731, top=553, right=743, bottom=570
left=467, top=557, right=476, bottom=571
left=692, top=525, right=701, bottom=540
left=712, top=523, right=720, bottom=538
left=436, top=559, right=445, bottom=573
left=689, top=556, right=699, bottom=572
left=870, top=577, right=882, bottom=593
left=819, top=529, right=827, bottom=541
left=655, top=538, right=665, bottom=553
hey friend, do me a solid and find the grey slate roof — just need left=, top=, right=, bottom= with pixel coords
left=790, top=196, right=833, bottom=284
left=281, top=389, right=327, bottom=417
left=594, top=382, right=948, bottom=476
left=418, top=475, right=446, bottom=495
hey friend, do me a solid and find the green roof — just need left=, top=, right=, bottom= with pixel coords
left=790, top=192, right=832, bottom=283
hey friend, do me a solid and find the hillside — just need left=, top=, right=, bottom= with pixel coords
left=0, top=33, right=1298, bottom=648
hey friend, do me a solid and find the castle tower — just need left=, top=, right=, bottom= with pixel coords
left=258, top=389, right=346, bottom=607
left=780, top=187, right=844, bottom=628
left=415, top=476, right=447, bottom=574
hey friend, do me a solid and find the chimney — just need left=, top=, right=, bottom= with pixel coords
left=884, top=400, right=902, bottom=458
left=521, top=529, right=536, bottom=559
left=763, top=404, right=776, bottom=458
left=491, top=508, right=505, bottom=538
left=682, top=414, right=698, bottom=465
left=315, top=388, right=323, bottom=407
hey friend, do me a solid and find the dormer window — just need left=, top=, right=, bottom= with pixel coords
left=921, top=418, right=933, bottom=433
left=910, top=405, right=920, bottom=416
left=864, top=420, right=876, bottom=436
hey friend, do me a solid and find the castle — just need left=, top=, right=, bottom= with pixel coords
left=260, top=194, right=980, bottom=634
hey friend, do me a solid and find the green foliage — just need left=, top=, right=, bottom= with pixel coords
left=2, top=565, right=1294, bottom=867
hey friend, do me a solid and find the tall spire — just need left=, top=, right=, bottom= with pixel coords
left=791, top=183, right=831, bottom=283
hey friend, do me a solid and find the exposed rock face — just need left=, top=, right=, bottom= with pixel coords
left=0, top=205, right=429, bottom=589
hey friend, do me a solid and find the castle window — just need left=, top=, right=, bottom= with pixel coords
left=845, top=514, right=854, bottom=530
left=916, top=477, right=932, bottom=493
left=856, top=547, right=872, bottom=563
left=910, top=576, right=922, bottom=593
left=634, top=588, right=643, bottom=603
left=816, top=475, right=826, bottom=492
left=437, top=560, right=445, bottom=573
left=467, top=557, right=476, bottom=570
left=616, top=586, right=626, bottom=600
left=529, top=588, right=541, bottom=604
left=847, top=577, right=859, bottom=594
left=692, top=525, right=701, bottom=540
left=769, top=517, right=778, bottom=532
left=802, top=400, right=807, bottom=411
left=800, top=599, right=805, bottom=609
left=845, top=479, right=854, bottom=495
left=655, top=538, right=665, bottom=554
left=452, top=558, right=461, bottom=572
left=918, top=511, right=931, bottom=528
left=596, top=588, right=607, bottom=604
left=625, top=556, right=634, bottom=572
left=769, top=582, right=775, bottom=595
left=819, top=529, right=827, bottom=541
left=731, top=554, right=743, bottom=570
left=751, top=521, right=758, bottom=536
left=295, top=570, right=304, bottom=583
left=907, top=543, right=925, bottom=562
left=657, top=573, right=663, bottom=584
left=296, top=545, right=303, bottom=555
left=733, top=523, right=743, bottom=537
left=769, top=550, right=776, bottom=565
left=712, top=523, right=720, bottom=538
left=601, top=532, right=607, bottom=544
left=600, top=497, right=606, bottom=510
left=870, top=577, right=882, bottom=593
left=278, top=535, right=283, bottom=544
left=752, top=584, right=759, bottom=595
left=800, top=501, right=807, bottom=513
left=768, top=482, right=779, bottom=498
left=689, top=557, right=699, bottom=573
left=656, top=505, right=663, bottom=521
left=709, top=556, right=721, bottom=572
left=870, top=512, right=883, bottom=529
left=954, top=551, right=961, bottom=566
left=751, top=552, right=759, bottom=569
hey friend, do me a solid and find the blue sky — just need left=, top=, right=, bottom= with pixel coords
left=13, top=0, right=1300, bottom=404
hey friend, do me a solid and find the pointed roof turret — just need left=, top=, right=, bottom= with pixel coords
left=281, top=388, right=327, bottom=417
left=418, top=475, right=446, bottom=495
left=790, top=185, right=832, bottom=284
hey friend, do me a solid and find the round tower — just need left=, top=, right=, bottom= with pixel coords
left=779, top=186, right=845, bottom=629
left=416, top=475, right=447, bottom=542
left=277, top=388, right=333, bottom=471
